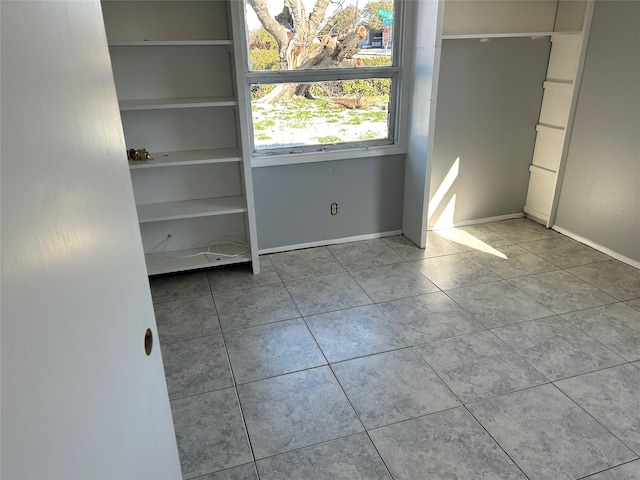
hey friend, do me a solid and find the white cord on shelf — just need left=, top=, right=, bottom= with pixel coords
left=162, top=235, right=249, bottom=259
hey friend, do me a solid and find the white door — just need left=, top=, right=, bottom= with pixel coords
left=1, top=1, right=181, bottom=478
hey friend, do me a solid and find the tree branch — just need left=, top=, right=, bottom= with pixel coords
left=308, top=0, right=332, bottom=33
left=247, top=0, right=289, bottom=49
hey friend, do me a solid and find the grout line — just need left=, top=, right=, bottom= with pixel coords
left=160, top=219, right=638, bottom=479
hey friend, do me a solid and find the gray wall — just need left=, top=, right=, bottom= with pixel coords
left=253, top=156, right=405, bottom=250
left=429, top=37, right=551, bottom=227
left=555, top=1, right=640, bottom=262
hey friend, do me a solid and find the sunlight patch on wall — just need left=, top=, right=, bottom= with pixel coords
left=428, top=156, right=459, bottom=225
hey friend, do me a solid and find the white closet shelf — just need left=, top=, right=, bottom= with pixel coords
left=145, top=245, right=251, bottom=276
left=129, top=148, right=242, bottom=169
left=543, top=81, right=574, bottom=91
left=137, top=196, right=247, bottom=223
left=442, top=31, right=581, bottom=40
left=529, top=164, right=557, bottom=176
left=119, top=97, right=237, bottom=110
left=108, top=40, right=232, bottom=46
left=536, top=124, right=565, bottom=135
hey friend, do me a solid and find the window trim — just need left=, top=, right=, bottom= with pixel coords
left=239, top=0, right=405, bottom=163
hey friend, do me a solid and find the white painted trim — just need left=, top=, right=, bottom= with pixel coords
left=442, top=31, right=581, bottom=40
left=552, top=226, right=640, bottom=269
left=547, top=0, right=595, bottom=228
left=429, top=213, right=525, bottom=231
left=251, top=145, right=406, bottom=168
left=536, top=124, right=565, bottom=135
left=524, top=206, right=550, bottom=225
left=543, top=80, right=574, bottom=92
left=258, top=230, right=403, bottom=255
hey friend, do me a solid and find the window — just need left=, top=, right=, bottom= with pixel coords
left=243, top=0, right=400, bottom=157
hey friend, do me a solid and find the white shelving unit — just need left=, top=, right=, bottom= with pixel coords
left=102, top=0, right=259, bottom=275
left=524, top=32, right=589, bottom=226
left=429, top=0, right=593, bottom=230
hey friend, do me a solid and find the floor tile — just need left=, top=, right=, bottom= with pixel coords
left=171, top=388, right=252, bottom=479
left=562, top=303, right=640, bottom=362
left=207, top=257, right=281, bottom=294
left=416, top=331, right=547, bottom=403
left=305, top=305, right=408, bottom=363
left=567, top=260, right=640, bottom=301
left=332, top=348, right=460, bottom=429
left=256, top=433, right=391, bottom=480
left=468, top=384, right=637, bottom=480
left=434, top=224, right=513, bottom=253
left=214, top=284, right=300, bottom=331
left=369, top=407, right=527, bottom=479
left=224, top=319, right=326, bottom=384
left=483, top=218, right=560, bottom=243
left=351, top=262, right=439, bottom=303
left=195, top=463, right=258, bottom=480
left=381, top=233, right=460, bottom=261
left=509, top=269, right=617, bottom=314
left=556, top=365, right=640, bottom=455
left=268, top=246, right=345, bottom=280
left=493, top=316, right=625, bottom=381
left=150, top=271, right=211, bottom=304
left=425, top=232, right=463, bottom=257
left=155, top=295, right=220, bottom=344
left=163, top=334, right=233, bottom=399
left=582, top=460, right=640, bottom=480
left=445, top=280, right=555, bottom=328
left=411, top=254, right=500, bottom=290
left=284, top=273, right=372, bottom=316
left=378, top=292, right=485, bottom=345
left=468, top=244, right=557, bottom=279
left=237, top=367, right=363, bottom=459
left=327, top=239, right=404, bottom=271
left=626, top=298, right=640, bottom=312
left=520, top=236, right=611, bottom=268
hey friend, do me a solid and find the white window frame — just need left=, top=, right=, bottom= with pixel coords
left=233, top=0, right=407, bottom=167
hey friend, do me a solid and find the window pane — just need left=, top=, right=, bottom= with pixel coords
left=245, top=0, right=395, bottom=71
left=251, top=79, right=392, bottom=151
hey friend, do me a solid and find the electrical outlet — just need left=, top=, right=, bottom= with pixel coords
left=331, top=202, right=338, bottom=215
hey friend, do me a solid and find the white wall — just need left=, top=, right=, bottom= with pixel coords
left=554, top=1, right=640, bottom=263
left=1, top=2, right=181, bottom=478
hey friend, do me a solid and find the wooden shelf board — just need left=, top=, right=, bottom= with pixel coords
left=442, top=31, right=581, bottom=40
left=129, top=148, right=242, bottom=169
left=137, top=196, right=247, bottom=223
left=145, top=245, right=251, bottom=276
left=119, top=97, right=237, bottom=111
left=108, top=40, right=232, bottom=47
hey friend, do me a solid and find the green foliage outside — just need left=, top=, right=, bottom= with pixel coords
left=250, top=48, right=280, bottom=71
left=361, top=1, right=393, bottom=30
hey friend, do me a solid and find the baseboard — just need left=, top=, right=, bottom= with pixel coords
left=523, top=206, right=550, bottom=226
left=428, top=212, right=525, bottom=231
left=552, top=225, right=640, bottom=270
left=258, top=230, right=403, bottom=255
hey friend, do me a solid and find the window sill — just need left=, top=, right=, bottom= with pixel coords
left=250, top=144, right=406, bottom=168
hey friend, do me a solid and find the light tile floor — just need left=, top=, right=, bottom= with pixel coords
left=151, top=218, right=640, bottom=480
